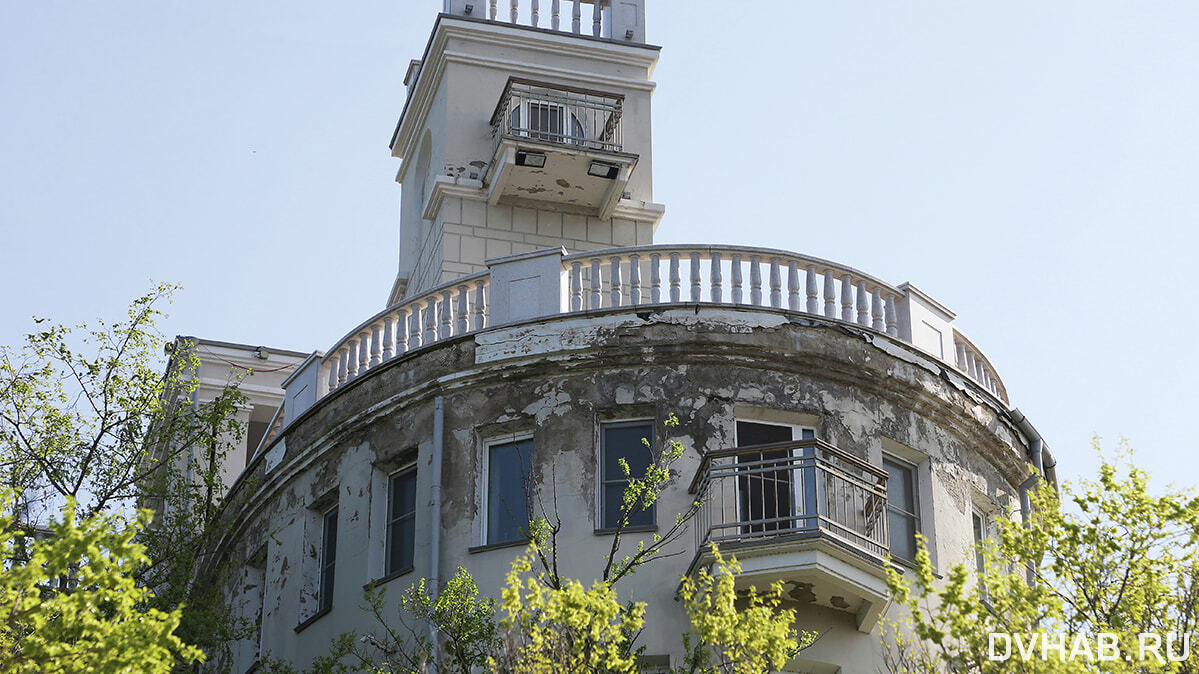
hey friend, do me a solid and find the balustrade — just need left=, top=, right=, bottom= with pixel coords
left=561, top=245, right=902, bottom=339
left=322, top=271, right=490, bottom=395
left=313, top=244, right=1008, bottom=408
left=472, top=0, right=612, bottom=39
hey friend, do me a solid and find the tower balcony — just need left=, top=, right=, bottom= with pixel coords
left=686, top=438, right=892, bottom=633
left=485, top=79, right=638, bottom=219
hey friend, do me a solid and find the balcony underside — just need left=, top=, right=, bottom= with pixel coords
left=486, top=137, right=638, bottom=218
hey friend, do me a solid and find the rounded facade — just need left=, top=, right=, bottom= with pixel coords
left=213, top=303, right=1032, bottom=672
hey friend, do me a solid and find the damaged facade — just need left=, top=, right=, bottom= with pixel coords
left=194, top=2, right=1055, bottom=672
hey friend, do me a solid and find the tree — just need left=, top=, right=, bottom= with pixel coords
left=0, top=491, right=203, bottom=673
left=0, top=284, right=250, bottom=662
left=308, top=414, right=814, bottom=673
left=883, top=440, right=1199, bottom=673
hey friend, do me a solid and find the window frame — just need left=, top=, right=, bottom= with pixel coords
left=317, top=505, right=338, bottom=614
left=883, top=454, right=921, bottom=563
left=385, top=465, right=418, bottom=577
left=481, top=434, right=536, bottom=547
left=597, top=419, right=657, bottom=532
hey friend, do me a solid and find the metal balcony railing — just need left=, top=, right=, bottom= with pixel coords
left=689, top=438, right=890, bottom=562
left=491, top=80, right=623, bottom=153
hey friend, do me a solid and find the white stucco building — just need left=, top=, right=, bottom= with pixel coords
left=194, top=3, right=1056, bottom=672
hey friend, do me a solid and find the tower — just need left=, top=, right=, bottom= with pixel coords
left=387, top=0, right=664, bottom=305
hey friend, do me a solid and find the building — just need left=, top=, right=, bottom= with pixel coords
left=198, top=2, right=1056, bottom=671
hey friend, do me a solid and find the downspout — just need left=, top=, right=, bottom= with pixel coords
left=429, top=396, right=445, bottom=667
left=1010, top=408, right=1047, bottom=586
left=1010, top=408, right=1044, bottom=525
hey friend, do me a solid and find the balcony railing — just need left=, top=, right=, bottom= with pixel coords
left=491, top=81, right=623, bottom=153
left=689, top=438, right=890, bottom=563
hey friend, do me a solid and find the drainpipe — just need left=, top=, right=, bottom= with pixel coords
left=1010, top=408, right=1044, bottom=525
left=429, top=396, right=445, bottom=667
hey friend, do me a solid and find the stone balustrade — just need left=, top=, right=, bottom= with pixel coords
left=279, top=244, right=1009, bottom=431
left=562, top=245, right=902, bottom=337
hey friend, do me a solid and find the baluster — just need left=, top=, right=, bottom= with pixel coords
left=965, top=351, right=977, bottom=380
left=856, top=281, right=869, bottom=326
left=475, top=280, right=488, bottom=328
left=369, top=323, right=383, bottom=367
left=382, top=315, right=395, bottom=362
left=710, top=252, right=722, bottom=303
left=551, top=0, right=560, bottom=30
left=590, top=258, right=602, bottom=308
left=457, top=286, right=469, bottom=334
left=982, top=368, right=992, bottom=391
left=823, top=270, right=837, bottom=318
left=629, top=254, right=641, bottom=305
left=345, top=339, right=358, bottom=381
left=749, top=256, right=762, bottom=305
left=975, top=357, right=985, bottom=383
left=840, top=275, right=854, bottom=322
left=955, top=342, right=968, bottom=370
left=592, top=0, right=601, bottom=36
left=572, top=0, right=581, bottom=33
left=885, top=294, right=899, bottom=337
left=787, top=261, right=800, bottom=311
left=769, top=258, right=782, bottom=308
left=338, top=346, right=351, bottom=385
left=409, top=307, right=422, bottom=349
left=489, top=0, right=497, bottom=20
left=423, top=299, right=437, bottom=344
left=690, top=252, right=702, bottom=302
left=669, top=253, right=681, bottom=302
left=398, top=309, right=411, bottom=352
left=806, top=265, right=819, bottom=314
left=650, top=253, right=661, bottom=303
left=731, top=254, right=743, bottom=304
left=328, top=355, right=340, bottom=391
left=531, top=0, right=539, bottom=26
left=358, top=330, right=370, bottom=374
left=570, top=262, right=583, bottom=311
left=871, top=288, right=884, bottom=331
left=510, top=0, right=518, bottom=23
left=610, top=256, right=623, bottom=307
left=441, top=290, right=454, bottom=338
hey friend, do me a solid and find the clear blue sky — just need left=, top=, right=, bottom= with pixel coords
left=3, top=2, right=1197, bottom=488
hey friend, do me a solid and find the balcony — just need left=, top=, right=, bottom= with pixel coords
left=485, top=80, right=638, bottom=218
left=687, top=438, right=892, bottom=633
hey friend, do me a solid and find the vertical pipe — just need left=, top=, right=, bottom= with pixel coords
left=429, top=396, right=445, bottom=663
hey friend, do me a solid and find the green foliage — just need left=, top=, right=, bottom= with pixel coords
left=310, top=567, right=497, bottom=674
left=0, top=492, right=203, bottom=673
left=491, top=548, right=645, bottom=673
left=0, top=284, right=252, bottom=663
left=884, top=440, right=1199, bottom=673
left=676, top=545, right=814, bottom=674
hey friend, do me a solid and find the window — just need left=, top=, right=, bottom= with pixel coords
left=386, top=467, right=417, bottom=575
left=736, top=421, right=815, bottom=534
left=600, top=421, right=655, bottom=530
left=511, top=101, right=585, bottom=144
left=318, top=506, right=338, bottom=613
left=972, top=509, right=989, bottom=598
left=884, top=456, right=920, bottom=561
left=486, top=438, right=534, bottom=545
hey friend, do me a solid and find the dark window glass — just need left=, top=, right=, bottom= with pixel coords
left=736, top=422, right=813, bottom=534
left=318, top=507, right=338, bottom=613
left=487, top=439, right=534, bottom=545
left=600, top=423, right=655, bottom=529
left=884, top=457, right=920, bottom=561
left=387, top=468, right=418, bottom=575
